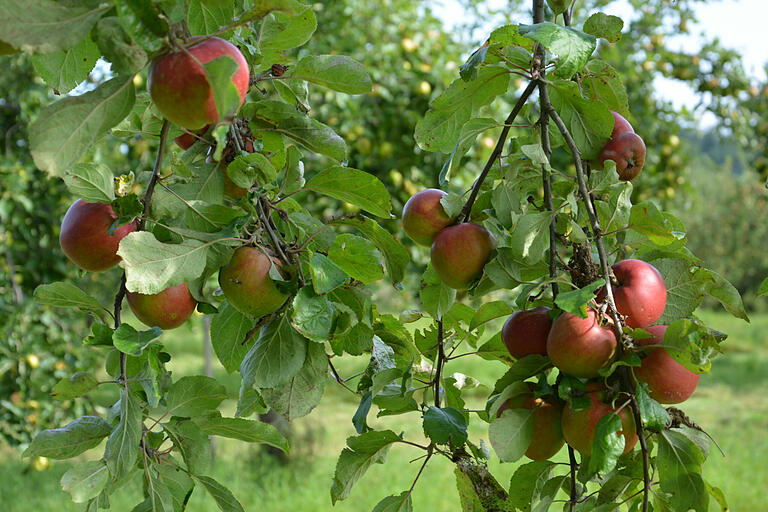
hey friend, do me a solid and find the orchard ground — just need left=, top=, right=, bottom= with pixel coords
left=1, top=310, right=765, bottom=511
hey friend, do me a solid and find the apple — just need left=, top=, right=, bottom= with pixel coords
left=634, top=325, right=700, bottom=404
left=546, top=308, right=616, bottom=378
left=174, top=125, right=209, bottom=150
left=501, top=306, right=552, bottom=359
left=561, top=384, right=638, bottom=456
left=430, top=223, right=496, bottom=290
left=600, top=259, right=666, bottom=328
left=59, top=199, right=137, bottom=272
left=219, top=246, right=290, bottom=318
left=148, top=37, right=249, bottom=130
left=126, top=282, right=196, bottom=330
left=402, top=189, right=455, bottom=246
left=597, top=132, right=646, bottom=181
left=609, top=110, right=634, bottom=139
left=497, top=384, right=564, bottom=461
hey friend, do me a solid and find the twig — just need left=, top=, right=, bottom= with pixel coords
left=433, top=319, right=444, bottom=407
left=404, top=447, right=433, bottom=502
left=327, top=354, right=356, bottom=394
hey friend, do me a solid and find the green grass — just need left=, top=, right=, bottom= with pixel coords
left=2, top=310, right=766, bottom=511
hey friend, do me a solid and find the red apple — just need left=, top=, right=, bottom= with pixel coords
left=600, top=259, right=667, bottom=328
left=59, top=199, right=137, bottom=272
left=402, top=189, right=455, bottom=246
left=609, top=110, right=634, bottom=139
left=174, top=125, right=210, bottom=150
left=497, top=384, right=564, bottom=461
left=561, top=385, right=638, bottom=456
left=634, top=325, right=700, bottom=404
left=126, top=282, right=196, bottom=330
left=597, top=132, right=646, bottom=181
left=219, top=247, right=290, bottom=318
left=149, top=37, right=249, bottom=130
left=430, top=223, right=496, bottom=290
left=501, top=306, right=552, bottom=359
left=546, top=308, right=617, bottom=378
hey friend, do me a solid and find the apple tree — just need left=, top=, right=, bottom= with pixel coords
left=3, top=0, right=751, bottom=511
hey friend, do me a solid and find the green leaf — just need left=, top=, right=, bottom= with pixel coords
left=518, top=22, right=596, bottom=79
left=31, top=36, right=99, bottom=93
left=415, top=66, right=510, bottom=153
left=292, top=287, right=334, bottom=341
left=60, top=460, right=109, bottom=503
left=492, top=355, right=551, bottom=395
left=352, top=391, right=373, bottom=434
left=423, top=407, right=468, bottom=447
left=112, top=324, right=162, bottom=356
left=51, top=372, right=99, bottom=401
left=30, top=75, right=135, bottom=177
left=305, top=166, right=392, bottom=218
left=635, top=382, right=670, bottom=432
left=0, top=1, right=109, bottom=54
left=309, top=252, right=349, bottom=294
left=628, top=202, right=680, bottom=246
left=420, top=266, right=456, bottom=319
left=469, top=301, right=515, bottom=331
left=548, top=79, right=613, bottom=160
left=554, top=279, right=605, bottom=318
left=491, top=182, right=521, bottom=229
left=587, top=413, right=624, bottom=476
left=226, top=151, right=277, bottom=188
left=157, top=460, right=194, bottom=511
left=92, top=16, right=148, bottom=74
left=289, top=55, right=371, bottom=94
left=658, top=430, right=709, bottom=512
left=235, top=386, right=268, bottom=418
left=653, top=259, right=708, bottom=324
left=63, top=163, right=116, bottom=203
left=758, top=277, right=768, bottom=297
left=187, top=0, right=234, bottom=36
left=330, top=429, right=401, bottom=504
left=488, top=409, right=534, bottom=462
left=163, top=419, right=211, bottom=475
left=660, top=319, right=721, bottom=374
left=104, top=389, right=142, bottom=480
left=23, top=416, right=111, bottom=459
left=194, top=415, right=288, bottom=452
left=699, top=268, right=749, bottom=322
left=510, top=212, right=554, bottom=264
left=328, top=234, right=384, bottom=284
left=583, top=13, right=624, bottom=43
left=260, top=340, right=327, bottom=420
left=546, top=0, right=569, bottom=15
left=166, top=376, right=227, bottom=417
left=193, top=475, right=246, bottom=512
left=440, top=118, right=497, bottom=185
left=240, top=315, right=308, bottom=389
left=242, top=0, right=306, bottom=21
left=508, top=461, right=555, bottom=510
left=118, top=232, right=207, bottom=295
left=204, top=55, right=241, bottom=121
left=34, top=282, right=106, bottom=315
left=210, top=303, right=255, bottom=373
left=260, top=6, right=317, bottom=51
left=372, top=492, right=413, bottom=512
left=582, top=59, right=630, bottom=117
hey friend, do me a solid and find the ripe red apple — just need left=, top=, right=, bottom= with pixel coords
left=59, top=199, right=137, bottom=272
left=497, top=384, right=564, bottom=461
left=501, top=306, right=552, bottom=359
left=174, top=125, right=209, bottom=150
left=402, top=189, right=455, bottom=246
left=609, top=110, right=634, bottom=139
left=546, top=308, right=616, bottom=378
left=149, top=37, right=249, bottom=130
left=597, top=132, right=646, bottom=181
left=219, top=246, right=290, bottom=318
left=430, top=223, right=496, bottom=290
left=600, top=259, right=667, bottom=328
left=634, top=325, right=700, bottom=404
left=126, top=282, right=196, bottom=330
left=561, top=385, right=638, bottom=456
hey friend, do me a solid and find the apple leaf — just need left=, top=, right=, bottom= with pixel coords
left=698, top=268, right=749, bottom=322
left=203, top=54, right=241, bottom=123
left=210, top=303, right=256, bottom=373
left=491, top=355, right=551, bottom=394
left=165, top=376, right=228, bottom=418
left=488, top=408, right=533, bottom=462
left=235, top=386, right=268, bottom=418
left=587, top=413, right=625, bottom=477
left=372, top=492, right=413, bottom=512
left=628, top=202, right=680, bottom=246
left=240, top=315, right=308, bottom=389
left=33, top=282, right=108, bottom=316
left=415, top=66, right=510, bottom=153
left=112, top=324, right=163, bottom=356
left=440, top=118, right=498, bottom=184
left=420, top=266, right=456, bottom=320
left=548, top=79, right=613, bottom=160
left=104, top=388, right=142, bottom=480
left=508, top=461, right=555, bottom=510
left=510, top=211, right=554, bottom=264
left=193, top=414, right=288, bottom=452
left=635, top=382, right=670, bottom=431
left=519, top=22, right=595, bottom=79
left=306, top=166, right=392, bottom=218
left=241, top=0, right=308, bottom=23
left=328, top=234, right=384, bottom=284
left=51, top=372, right=99, bottom=401
left=554, top=279, right=605, bottom=318
left=60, top=460, right=109, bottom=504
left=192, top=475, right=246, bottom=512
left=290, top=55, right=371, bottom=94
left=30, top=75, right=135, bottom=176
left=582, top=59, right=630, bottom=117
left=309, top=253, right=349, bottom=294
left=92, top=16, right=148, bottom=75
left=187, top=0, right=234, bottom=36
left=163, top=418, right=211, bottom=475
left=227, top=151, right=277, bottom=188
left=260, top=340, right=326, bottom=420
left=760, top=277, right=768, bottom=297
left=62, top=163, right=116, bottom=203
left=31, top=36, right=99, bottom=93
left=469, top=300, right=515, bottom=331
left=657, top=430, right=709, bottom=512
left=330, top=429, right=401, bottom=504
left=292, top=287, right=334, bottom=342
left=661, top=319, right=721, bottom=374
left=583, top=12, right=624, bottom=43
left=23, top=416, right=111, bottom=459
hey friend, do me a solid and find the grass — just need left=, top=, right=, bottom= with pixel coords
left=1, top=309, right=766, bottom=511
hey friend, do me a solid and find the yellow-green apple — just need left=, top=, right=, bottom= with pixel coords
left=219, top=246, right=290, bottom=318
left=402, top=189, right=455, bottom=246
left=59, top=199, right=137, bottom=272
left=600, top=259, right=667, bottom=328
left=126, top=282, right=196, bottom=330
left=430, top=223, right=496, bottom=290
left=546, top=308, right=617, bottom=378
left=497, top=384, right=564, bottom=460
left=634, top=325, right=700, bottom=404
left=501, top=306, right=552, bottom=359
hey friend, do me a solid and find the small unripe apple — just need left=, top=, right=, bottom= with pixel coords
left=402, top=189, right=455, bottom=246
left=59, top=199, right=137, bottom=272
left=600, top=259, right=667, bottom=328
left=634, top=325, right=700, bottom=404
left=149, top=37, right=249, bottom=130
left=126, top=282, right=196, bottom=330
left=598, top=132, right=647, bottom=181
left=561, top=385, right=638, bottom=456
left=546, top=308, right=616, bottom=378
left=430, top=223, right=496, bottom=290
left=497, top=384, right=564, bottom=460
left=219, top=246, right=290, bottom=318
left=501, top=306, right=552, bottom=359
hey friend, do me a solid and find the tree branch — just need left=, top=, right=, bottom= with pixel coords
left=434, top=319, right=444, bottom=407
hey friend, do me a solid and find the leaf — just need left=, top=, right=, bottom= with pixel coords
left=166, top=376, right=227, bottom=417
left=31, top=36, right=99, bottom=93
left=163, top=419, right=211, bottom=475
left=118, top=232, right=207, bottom=295
left=292, top=287, right=334, bottom=341
left=204, top=55, right=241, bottom=121
left=658, top=430, right=709, bottom=512
left=518, top=22, right=596, bottom=79
left=423, top=407, right=468, bottom=447
left=548, top=79, right=613, bottom=160
left=582, top=59, right=629, bottom=117
left=104, top=389, right=142, bottom=480
left=492, top=355, right=552, bottom=395
left=420, top=266, right=456, bottom=319
left=210, top=303, right=255, bottom=373
left=583, top=13, right=624, bottom=43
left=34, top=282, right=106, bottom=315
left=628, top=202, right=680, bottom=246
left=635, top=382, right=670, bottom=432
left=60, top=460, right=109, bottom=503
left=372, top=492, right=413, bottom=512
left=352, top=391, right=373, bottom=434
left=30, top=75, right=135, bottom=177
left=23, top=416, right=111, bottom=459
left=328, top=234, right=384, bottom=284
left=193, top=475, right=246, bottom=512
left=508, top=461, right=555, bottom=510
left=415, top=66, right=510, bottom=153
left=260, top=340, right=327, bottom=420
left=587, top=413, right=624, bottom=476
left=156, top=462, right=194, bottom=511
left=309, top=252, right=349, bottom=294
left=187, top=0, right=234, bottom=36
left=510, top=212, right=554, bottom=264
left=469, top=301, right=515, bottom=331
left=62, top=163, right=116, bottom=203
left=488, top=409, right=534, bottom=462
left=51, top=372, right=99, bottom=401
left=242, top=0, right=305, bottom=21
left=330, top=429, right=401, bottom=504
left=653, top=259, right=707, bottom=324
left=240, top=315, right=308, bottom=389
left=554, top=279, right=605, bottom=318
left=491, top=181, right=521, bottom=229
left=92, top=16, right=148, bottom=74
left=226, top=151, right=277, bottom=188
left=546, top=0, right=569, bottom=15
left=699, top=268, right=749, bottom=322
left=290, top=55, right=371, bottom=94
left=260, top=6, right=317, bottom=51
left=759, top=277, right=768, bottom=297
left=112, top=324, right=162, bottom=356
left=0, top=1, right=109, bottom=54
left=305, top=166, right=392, bottom=218
left=439, top=118, right=497, bottom=185
left=194, top=415, right=288, bottom=452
